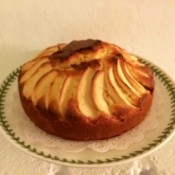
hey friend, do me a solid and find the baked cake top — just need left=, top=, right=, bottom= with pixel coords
left=19, top=39, right=154, bottom=120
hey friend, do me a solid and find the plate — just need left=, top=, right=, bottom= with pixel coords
left=0, top=58, right=175, bottom=167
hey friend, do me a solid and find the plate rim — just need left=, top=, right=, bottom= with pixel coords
left=0, top=58, right=175, bottom=167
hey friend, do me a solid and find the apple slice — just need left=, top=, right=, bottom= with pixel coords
left=108, top=67, right=137, bottom=108
left=125, top=62, right=154, bottom=89
left=59, top=74, right=81, bottom=116
left=113, top=62, right=140, bottom=107
left=104, top=68, right=126, bottom=107
left=77, top=68, right=98, bottom=118
left=38, top=47, right=59, bottom=58
left=37, top=44, right=66, bottom=58
left=22, top=63, right=52, bottom=99
left=117, top=59, right=143, bottom=97
left=20, top=58, right=49, bottom=83
left=92, top=70, right=111, bottom=115
left=122, top=53, right=145, bottom=67
left=21, top=59, right=38, bottom=72
left=48, top=74, right=67, bottom=113
left=31, top=70, right=58, bottom=105
left=123, top=62, right=149, bottom=95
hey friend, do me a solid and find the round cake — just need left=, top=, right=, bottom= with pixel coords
left=18, top=39, right=154, bottom=141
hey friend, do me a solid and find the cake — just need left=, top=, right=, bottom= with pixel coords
left=18, top=39, right=154, bottom=141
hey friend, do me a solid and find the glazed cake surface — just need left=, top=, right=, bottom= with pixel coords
left=18, top=39, right=154, bottom=140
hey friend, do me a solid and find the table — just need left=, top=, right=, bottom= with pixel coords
left=1, top=0, right=175, bottom=174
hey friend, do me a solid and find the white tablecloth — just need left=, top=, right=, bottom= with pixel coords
left=0, top=0, right=175, bottom=174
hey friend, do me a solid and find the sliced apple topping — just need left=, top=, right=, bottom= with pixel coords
left=103, top=77, right=115, bottom=107
left=108, top=67, right=137, bottom=108
left=125, top=62, right=154, bottom=89
left=113, top=64, right=140, bottom=106
left=126, top=62, right=150, bottom=78
left=22, top=63, right=52, bottom=99
left=117, top=59, right=142, bottom=97
left=31, top=70, right=58, bottom=105
left=33, top=44, right=66, bottom=61
left=38, top=47, right=59, bottom=58
left=123, top=62, right=149, bottom=95
left=48, top=74, right=67, bottom=112
left=122, top=53, right=145, bottom=67
left=104, top=68, right=127, bottom=108
left=20, top=58, right=49, bottom=83
left=77, top=68, right=98, bottom=118
left=59, top=74, right=81, bottom=116
left=92, top=70, right=111, bottom=115
left=21, top=59, right=38, bottom=72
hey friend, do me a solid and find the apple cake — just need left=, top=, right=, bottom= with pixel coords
left=18, top=39, right=154, bottom=141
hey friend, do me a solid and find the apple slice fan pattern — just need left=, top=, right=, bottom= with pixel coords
left=18, top=39, right=154, bottom=141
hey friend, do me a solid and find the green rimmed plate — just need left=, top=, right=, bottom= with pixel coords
left=0, top=59, right=175, bottom=167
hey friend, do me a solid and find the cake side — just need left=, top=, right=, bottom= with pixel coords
left=18, top=90, right=153, bottom=140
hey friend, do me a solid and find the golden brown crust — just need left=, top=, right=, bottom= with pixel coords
left=51, top=39, right=101, bottom=62
left=18, top=39, right=154, bottom=141
left=18, top=84, right=153, bottom=140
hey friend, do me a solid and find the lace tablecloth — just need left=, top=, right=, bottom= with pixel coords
left=1, top=0, right=175, bottom=174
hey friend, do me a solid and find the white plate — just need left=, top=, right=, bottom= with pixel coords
left=0, top=58, right=175, bottom=167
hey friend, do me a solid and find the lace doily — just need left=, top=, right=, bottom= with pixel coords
left=12, top=82, right=162, bottom=153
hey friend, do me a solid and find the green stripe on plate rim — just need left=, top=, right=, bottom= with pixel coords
left=0, top=59, right=175, bottom=165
